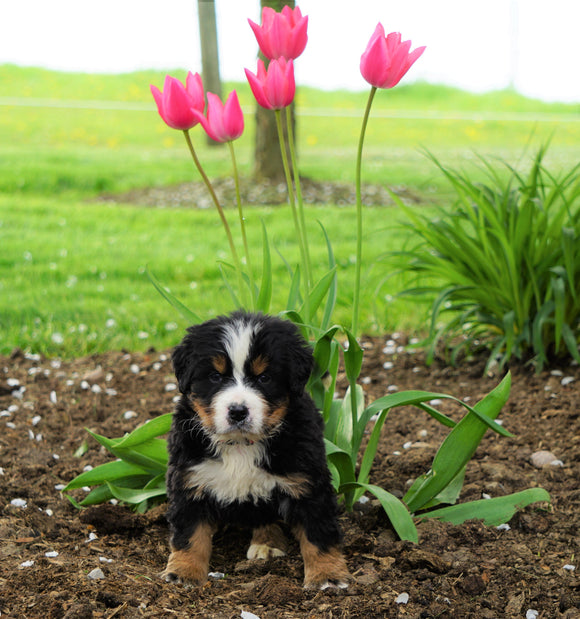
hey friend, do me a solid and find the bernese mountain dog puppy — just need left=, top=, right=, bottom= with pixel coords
left=162, top=311, right=350, bottom=589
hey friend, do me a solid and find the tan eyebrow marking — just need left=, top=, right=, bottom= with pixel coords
left=211, top=355, right=227, bottom=374
left=251, top=354, right=269, bottom=376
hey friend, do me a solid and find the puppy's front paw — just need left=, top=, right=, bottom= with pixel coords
left=304, top=570, right=351, bottom=591
left=318, top=579, right=350, bottom=591
left=247, top=543, right=286, bottom=560
left=299, top=539, right=350, bottom=590
left=162, top=551, right=208, bottom=587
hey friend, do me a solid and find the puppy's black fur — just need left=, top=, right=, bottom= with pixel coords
left=163, top=311, right=349, bottom=589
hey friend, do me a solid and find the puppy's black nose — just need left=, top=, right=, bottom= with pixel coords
left=228, top=404, right=249, bottom=424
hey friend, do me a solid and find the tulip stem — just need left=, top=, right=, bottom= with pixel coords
left=285, top=105, right=312, bottom=291
left=274, top=109, right=310, bottom=321
left=228, top=141, right=255, bottom=308
left=182, top=130, right=247, bottom=308
left=352, top=86, right=377, bottom=337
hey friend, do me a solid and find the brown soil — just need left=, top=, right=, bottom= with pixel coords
left=1, top=338, right=578, bottom=618
left=94, top=177, right=421, bottom=209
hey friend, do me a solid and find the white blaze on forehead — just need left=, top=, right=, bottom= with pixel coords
left=212, top=318, right=266, bottom=436
left=222, top=319, right=261, bottom=381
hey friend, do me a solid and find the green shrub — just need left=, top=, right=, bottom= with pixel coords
left=391, top=146, right=580, bottom=372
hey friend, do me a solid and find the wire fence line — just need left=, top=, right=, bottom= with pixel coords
left=1, top=96, right=579, bottom=123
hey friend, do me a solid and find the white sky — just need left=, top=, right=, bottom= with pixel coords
left=1, top=0, right=579, bottom=102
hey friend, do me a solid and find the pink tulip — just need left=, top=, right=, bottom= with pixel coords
left=150, top=72, right=205, bottom=130
left=193, top=91, right=244, bottom=143
left=248, top=5, right=308, bottom=60
left=360, top=24, right=425, bottom=89
left=245, top=58, right=296, bottom=110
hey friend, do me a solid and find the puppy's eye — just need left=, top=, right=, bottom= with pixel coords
left=257, top=373, right=271, bottom=385
left=209, top=371, right=223, bottom=384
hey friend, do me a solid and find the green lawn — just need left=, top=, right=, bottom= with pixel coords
left=1, top=65, right=578, bottom=356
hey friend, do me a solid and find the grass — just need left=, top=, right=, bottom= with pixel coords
left=1, top=65, right=579, bottom=356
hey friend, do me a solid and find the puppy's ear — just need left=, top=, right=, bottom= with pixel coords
left=288, top=336, right=314, bottom=396
left=171, top=331, right=197, bottom=394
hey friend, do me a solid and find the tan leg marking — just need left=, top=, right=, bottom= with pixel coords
left=247, top=523, right=288, bottom=560
left=293, top=526, right=350, bottom=589
left=162, top=522, right=215, bottom=586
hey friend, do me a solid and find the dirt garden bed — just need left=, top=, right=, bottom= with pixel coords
left=1, top=335, right=578, bottom=618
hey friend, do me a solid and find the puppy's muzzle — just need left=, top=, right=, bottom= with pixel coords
left=228, top=403, right=250, bottom=426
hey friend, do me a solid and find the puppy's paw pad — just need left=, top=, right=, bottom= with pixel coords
left=247, top=543, right=286, bottom=561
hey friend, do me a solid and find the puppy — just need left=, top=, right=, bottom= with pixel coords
left=162, top=311, right=349, bottom=589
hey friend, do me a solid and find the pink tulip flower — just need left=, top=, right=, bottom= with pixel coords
left=193, top=91, right=244, bottom=143
left=360, top=24, right=425, bottom=89
left=245, top=58, right=296, bottom=110
left=150, top=72, right=205, bottom=130
left=248, top=5, right=308, bottom=60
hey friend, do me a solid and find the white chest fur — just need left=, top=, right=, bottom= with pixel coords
left=185, top=442, right=280, bottom=505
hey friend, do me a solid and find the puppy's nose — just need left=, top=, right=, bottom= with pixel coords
left=228, top=403, right=249, bottom=424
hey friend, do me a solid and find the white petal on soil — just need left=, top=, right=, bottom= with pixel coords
left=45, top=551, right=59, bottom=558
left=395, top=592, right=410, bottom=604
left=240, top=612, right=261, bottom=619
left=530, top=450, right=560, bottom=468
left=496, top=523, right=511, bottom=531
left=87, top=567, right=105, bottom=580
left=563, top=564, right=576, bottom=571
left=561, top=376, right=575, bottom=386
left=526, top=610, right=539, bottom=619
left=19, top=560, right=35, bottom=568
left=11, top=498, right=27, bottom=508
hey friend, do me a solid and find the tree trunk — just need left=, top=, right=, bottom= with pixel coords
left=254, top=0, right=296, bottom=181
left=197, top=0, right=223, bottom=146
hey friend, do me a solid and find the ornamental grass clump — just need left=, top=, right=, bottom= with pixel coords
left=392, top=146, right=580, bottom=373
